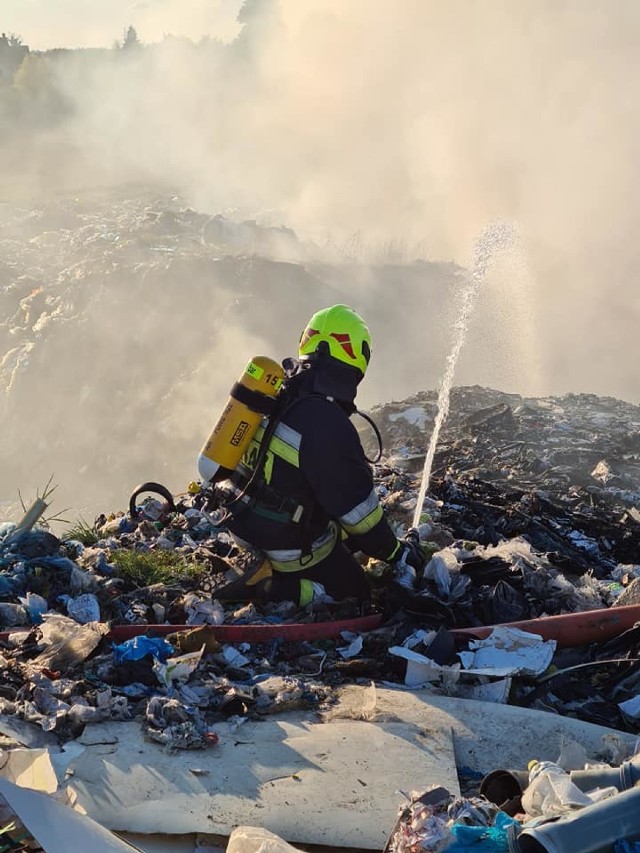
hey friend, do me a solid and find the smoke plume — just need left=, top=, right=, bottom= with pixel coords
left=1, top=0, right=639, bottom=518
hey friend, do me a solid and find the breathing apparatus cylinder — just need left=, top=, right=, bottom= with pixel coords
left=197, top=356, right=285, bottom=484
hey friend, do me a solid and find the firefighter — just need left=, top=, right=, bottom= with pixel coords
left=216, top=304, right=424, bottom=605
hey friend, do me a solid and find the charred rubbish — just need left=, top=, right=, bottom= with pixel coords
left=0, top=386, right=638, bottom=751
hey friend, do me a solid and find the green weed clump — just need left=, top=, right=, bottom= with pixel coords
left=110, top=548, right=205, bottom=586
left=64, top=518, right=101, bottom=546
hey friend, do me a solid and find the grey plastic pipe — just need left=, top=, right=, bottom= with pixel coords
left=570, top=757, right=640, bottom=793
left=516, top=785, right=640, bottom=853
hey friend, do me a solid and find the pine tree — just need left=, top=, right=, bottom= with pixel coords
left=120, top=25, right=142, bottom=51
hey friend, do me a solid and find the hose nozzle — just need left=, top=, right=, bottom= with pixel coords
left=406, top=526, right=420, bottom=544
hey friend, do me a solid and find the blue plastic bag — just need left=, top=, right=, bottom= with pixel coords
left=18, top=592, right=49, bottom=624
left=0, top=522, right=17, bottom=542
left=447, top=812, right=520, bottom=852
left=614, top=841, right=640, bottom=852
left=0, top=574, right=20, bottom=595
left=112, top=635, right=175, bottom=664
left=26, top=555, right=81, bottom=572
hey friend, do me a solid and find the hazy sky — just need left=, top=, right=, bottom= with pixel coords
left=3, top=0, right=241, bottom=49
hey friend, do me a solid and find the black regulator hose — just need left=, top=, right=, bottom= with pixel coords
left=354, top=410, right=384, bottom=464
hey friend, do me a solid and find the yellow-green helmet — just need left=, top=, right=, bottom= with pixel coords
left=299, top=304, right=372, bottom=376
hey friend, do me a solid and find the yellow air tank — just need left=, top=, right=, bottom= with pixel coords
left=197, top=356, right=285, bottom=483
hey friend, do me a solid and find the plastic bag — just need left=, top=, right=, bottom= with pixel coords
left=18, top=592, right=48, bottom=624
left=112, top=635, right=175, bottom=664
left=154, top=646, right=204, bottom=687
left=65, top=593, right=100, bottom=624
left=0, top=602, right=29, bottom=627
left=0, top=521, right=17, bottom=541
left=0, top=575, right=20, bottom=595
left=183, top=593, right=224, bottom=626
left=522, top=761, right=593, bottom=817
left=447, top=811, right=519, bottom=852
left=34, top=614, right=109, bottom=671
left=70, top=564, right=99, bottom=593
left=227, top=826, right=304, bottom=853
left=424, top=549, right=459, bottom=597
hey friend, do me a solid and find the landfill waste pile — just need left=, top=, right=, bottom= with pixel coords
left=383, top=749, right=640, bottom=853
left=1, top=385, right=640, bottom=853
left=0, top=386, right=640, bottom=758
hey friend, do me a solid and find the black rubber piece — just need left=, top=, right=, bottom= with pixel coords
left=128, top=481, right=176, bottom=519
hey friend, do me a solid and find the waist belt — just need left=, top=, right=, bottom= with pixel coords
left=263, top=521, right=339, bottom=573
left=253, top=504, right=303, bottom=524
left=252, top=489, right=306, bottom=525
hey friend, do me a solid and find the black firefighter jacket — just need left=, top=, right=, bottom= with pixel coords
left=226, top=392, right=402, bottom=572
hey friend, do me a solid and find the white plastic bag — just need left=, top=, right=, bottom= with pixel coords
left=424, top=548, right=460, bottom=597
left=66, top=593, right=100, bottom=624
left=226, top=826, right=304, bottom=853
left=522, top=761, right=594, bottom=817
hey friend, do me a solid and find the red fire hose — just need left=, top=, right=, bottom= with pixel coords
left=2, top=606, right=639, bottom=649
left=0, top=613, right=384, bottom=644
left=450, top=604, right=640, bottom=649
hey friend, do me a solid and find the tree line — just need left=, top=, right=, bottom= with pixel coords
left=0, top=0, right=277, bottom=133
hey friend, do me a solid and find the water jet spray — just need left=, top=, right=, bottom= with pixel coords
left=412, top=220, right=517, bottom=529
